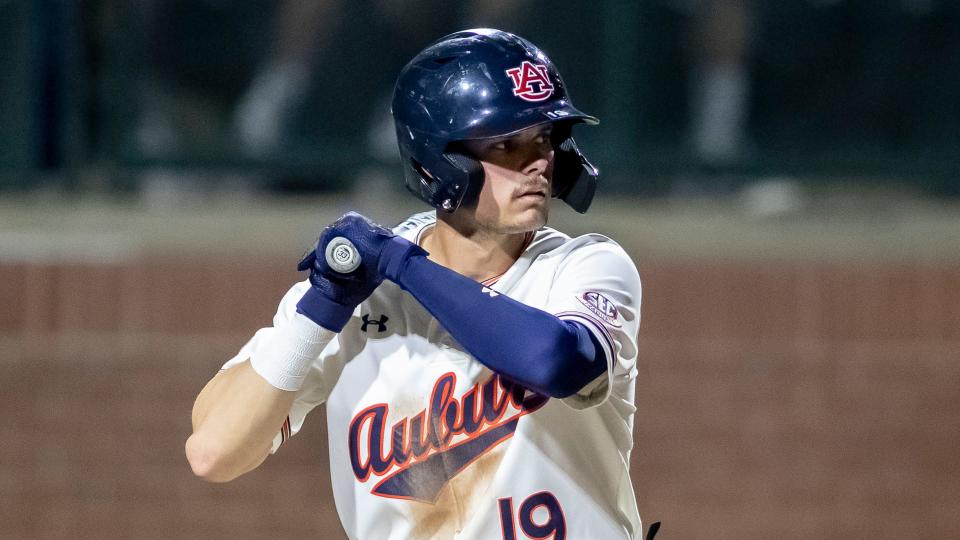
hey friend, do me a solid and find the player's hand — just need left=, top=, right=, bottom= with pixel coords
left=294, top=213, right=425, bottom=332
left=295, top=213, right=387, bottom=331
left=306, top=212, right=426, bottom=283
left=297, top=247, right=382, bottom=308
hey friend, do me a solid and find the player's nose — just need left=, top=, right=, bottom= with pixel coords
left=522, top=148, right=553, bottom=180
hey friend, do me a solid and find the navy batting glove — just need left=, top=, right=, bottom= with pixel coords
left=295, top=212, right=425, bottom=332
left=295, top=249, right=376, bottom=332
left=315, top=212, right=427, bottom=282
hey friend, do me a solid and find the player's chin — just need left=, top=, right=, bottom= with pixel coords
left=507, top=201, right=549, bottom=231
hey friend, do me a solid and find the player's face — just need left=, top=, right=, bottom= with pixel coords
left=459, top=125, right=554, bottom=234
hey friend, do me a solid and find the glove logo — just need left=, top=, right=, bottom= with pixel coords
left=505, top=61, right=554, bottom=102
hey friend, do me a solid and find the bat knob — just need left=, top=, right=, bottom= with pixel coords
left=324, top=237, right=361, bottom=273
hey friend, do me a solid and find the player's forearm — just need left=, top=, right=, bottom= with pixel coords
left=188, top=311, right=334, bottom=481
left=392, top=254, right=607, bottom=397
left=186, top=361, right=296, bottom=482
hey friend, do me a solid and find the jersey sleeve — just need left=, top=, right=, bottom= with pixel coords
left=222, top=280, right=350, bottom=453
left=543, top=238, right=642, bottom=409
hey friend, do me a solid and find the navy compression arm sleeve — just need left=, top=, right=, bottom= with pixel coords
left=389, top=250, right=608, bottom=398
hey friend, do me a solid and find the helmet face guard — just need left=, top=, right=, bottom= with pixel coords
left=392, top=28, right=600, bottom=213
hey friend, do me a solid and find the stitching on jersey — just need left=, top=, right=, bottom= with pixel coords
left=414, top=223, right=435, bottom=246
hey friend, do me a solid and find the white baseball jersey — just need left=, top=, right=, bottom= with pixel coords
left=224, top=211, right=643, bottom=539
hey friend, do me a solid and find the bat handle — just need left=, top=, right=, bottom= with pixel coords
left=324, top=237, right=361, bottom=274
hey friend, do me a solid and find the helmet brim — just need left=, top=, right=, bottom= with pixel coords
left=537, top=103, right=599, bottom=126
left=455, top=103, right=599, bottom=142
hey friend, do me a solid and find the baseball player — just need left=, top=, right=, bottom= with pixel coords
left=187, top=29, right=645, bottom=539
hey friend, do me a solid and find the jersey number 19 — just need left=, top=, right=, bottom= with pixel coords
left=498, top=491, right=566, bottom=540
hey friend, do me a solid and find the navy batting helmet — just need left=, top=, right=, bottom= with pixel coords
left=391, top=28, right=600, bottom=213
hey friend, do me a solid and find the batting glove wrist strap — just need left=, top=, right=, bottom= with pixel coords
left=295, top=287, right=356, bottom=333
left=250, top=311, right=333, bottom=391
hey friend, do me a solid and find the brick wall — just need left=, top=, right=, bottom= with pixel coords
left=2, top=257, right=958, bottom=539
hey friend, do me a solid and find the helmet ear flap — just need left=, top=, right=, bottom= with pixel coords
left=439, top=151, right=485, bottom=212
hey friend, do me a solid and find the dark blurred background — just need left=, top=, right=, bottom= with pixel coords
left=3, top=0, right=960, bottom=195
left=2, top=1, right=959, bottom=539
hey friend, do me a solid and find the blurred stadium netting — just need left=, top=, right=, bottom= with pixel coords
left=2, top=1, right=960, bottom=539
left=2, top=0, right=959, bottom=195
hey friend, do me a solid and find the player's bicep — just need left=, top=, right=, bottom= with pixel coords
left=546, top=242, right=642, bottom=408
left=549, top=242, right=641, bottom=353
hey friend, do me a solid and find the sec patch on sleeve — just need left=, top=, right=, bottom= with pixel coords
left=577, top=291, right=622, bottom=327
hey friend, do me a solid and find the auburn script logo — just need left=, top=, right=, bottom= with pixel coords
left=505, top=61, right=555, bottom=102
left=349, top=372, right=548, bottom=503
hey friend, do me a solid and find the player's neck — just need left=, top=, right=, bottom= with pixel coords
left=421, top=218, right=529, bottom=282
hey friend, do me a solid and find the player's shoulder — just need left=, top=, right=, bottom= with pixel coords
left=529, top=226, right=636, bottom=268
left=392, top=210, right=437, bottom=241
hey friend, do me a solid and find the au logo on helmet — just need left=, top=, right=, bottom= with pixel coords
left=505, top=60, right=555, bottom=102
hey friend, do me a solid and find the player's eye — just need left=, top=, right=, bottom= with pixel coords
left=533, top=128, right=553, bottom=145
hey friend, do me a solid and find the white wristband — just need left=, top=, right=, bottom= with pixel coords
left=250, top=312, right=334, bottom=391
